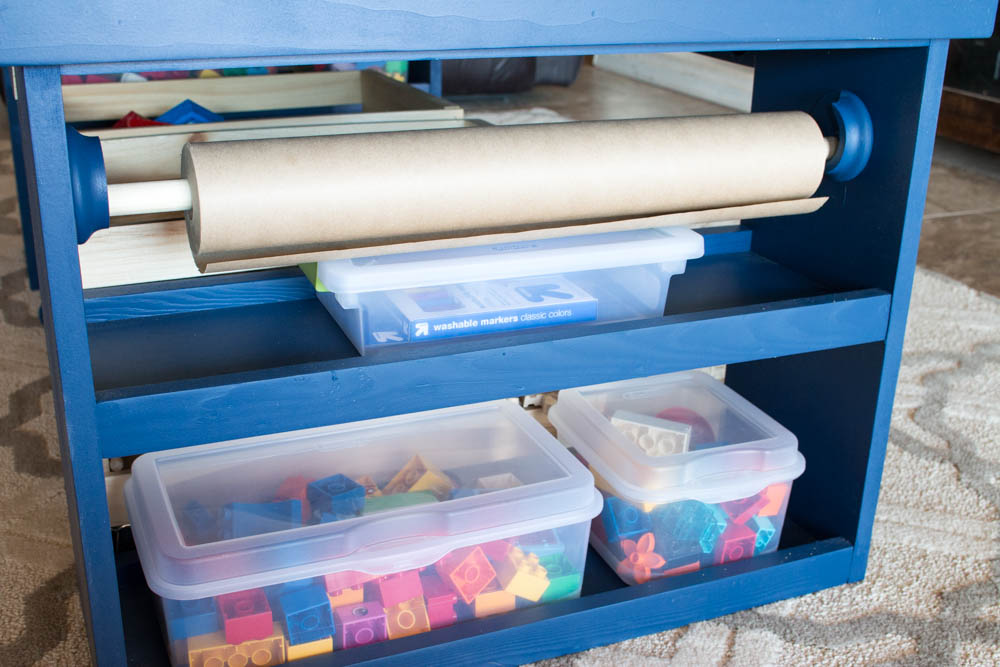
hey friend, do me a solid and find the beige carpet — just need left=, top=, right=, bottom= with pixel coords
left=2, top=114, right=999, bottom=665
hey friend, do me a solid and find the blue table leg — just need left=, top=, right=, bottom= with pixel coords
left=3, top=67, right=39, bottom=290
left=15, top=65, right=125, bottom=666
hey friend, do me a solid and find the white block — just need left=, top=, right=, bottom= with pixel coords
left=610, top=410, right=691, bottom=457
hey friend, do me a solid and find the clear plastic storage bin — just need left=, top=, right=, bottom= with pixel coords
left=308, top=226, right=704, bottom=354
left=124, top=401, right=602, bottom=666
left=549, top=371, right=805, bottom=586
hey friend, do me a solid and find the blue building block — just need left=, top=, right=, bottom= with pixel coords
left=222, top=499, right=302, bottom=539
left=164, top=597, right=219, bottom=640
left=750, top=515, right=776, bottom=554
left=181, top=500, right=219, bottom=544
left=278, top=584, right=336, bottom=645
left=601, top=497, right=651, bottom=543
left=307, top=474, right=365, bottom=521
left=450, top=488, right=487, bottom=499
left=515, top=529, right=565, bottom=558
left=652, top=500, right=727, bottom=554
left=155, top=99, right=224, bottom=124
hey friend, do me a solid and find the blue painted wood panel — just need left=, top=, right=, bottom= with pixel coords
left=15, top=66, right=125, bottom=666
left=3, top=68, right=38, bottom=289
left=1, top=2, right=996, bottom=66
left=94, top=290, right=889, bottom=457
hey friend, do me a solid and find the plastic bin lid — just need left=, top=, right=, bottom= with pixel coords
left=124, top=400, right=601, bottom=600
left=549, top=372, right=805, bottom=505
left=316, top=226, right=704, bottom=295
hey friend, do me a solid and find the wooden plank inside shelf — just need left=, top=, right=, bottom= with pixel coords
left=63, top=69, right=459, bottom=122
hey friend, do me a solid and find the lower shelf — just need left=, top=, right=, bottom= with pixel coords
left=117, top=528, right=854, bottom=666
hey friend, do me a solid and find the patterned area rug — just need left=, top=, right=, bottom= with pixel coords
left=1, top=111, right=999, bottom=665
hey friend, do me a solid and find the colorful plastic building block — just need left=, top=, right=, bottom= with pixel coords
left=481, top=539, right=513, bottom=562
left=421, top=572, right=458, bottom=629
left=538, top=554, right=582, bottom=602
left=111, top=111, right=168, bottom=128
left=286, top=635, right=333, bottom=661
left=274, top=475, right=315, bottom=523
left=356, top=474, right=383, bottom=497
left=749, top=515, right=776, bottom=553
left=475, top=473, right=522, bottom=490
left=181, top=500, right=219, bottom=544
left=715, top=523, right=757, bottom=564
left=384, top=455, right=454, bottom=499
left=362, top=490, right=437, bottom=515
left=155, top=99, right=225, bottom=124
left=385, top=597, right=432, bottom=639
left=602, top=496, right=651, bottom=543
left=278, top=584, right=336, bottom=645
left=652, top=500, right=726, bottom=554
left=307, top=474, right=365, bottom=521
left=164, top=597, right=219, bottom=640
left=662, top=560, right=700, bottom=577
left=655, top=407, right=716, bottom=445
left=216, top=588, right=273, bottom=645
left=721, top=493, right=769, bottom=525
left=235, top=624, right=285, bottom=666
left=514, top=529, right=565, bottom=558
left=435, top=545, right=496, bottom=604
left=374, top=570, right=424, bottom=609
left=473, top=581, right=516, bottom=618
left=496, top=547, right=550, bottom=602
left=328, top=585, right=364, bottom=610
left=615, top=533, right=666, bottom=584
left=759, top=483, right=790, bottom=517
left=186, top=630, right=238, bottom=667
left=335, top=602, right=387, bottom=649
left=221, top=500, right=301, bottom=539
left=323, top=571, right=375, bottom=594
left=611, top=410, right=692, bottom=456
left=450, top=488, right=486, bottom=499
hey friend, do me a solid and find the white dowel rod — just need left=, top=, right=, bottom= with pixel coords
left=107, top=179, right=193, bottom=217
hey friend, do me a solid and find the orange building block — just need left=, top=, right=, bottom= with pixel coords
left=356, top=475, right=383, bottom=497
left=474, top=581, right=516, bottom=618
left=286, top=635, right=333, bottom=661
left=759, top=483, right=790, bottom=517
left=385, top=597, right=431, bottom=640
left=662, top=560, right=700, bottom=577
left=495, top=547, right=550, bottom=602
left=328, top=585, right=364, bottom=611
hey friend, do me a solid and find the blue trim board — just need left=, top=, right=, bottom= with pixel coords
left=2, top=2, right=995, bottom=66
left=16, top=66, right=126, bottom=666
left=117, top=534, right=852, bottom=666
left=93, top=291, right=889, bottom=458
left=81, top=228, right=750, bottom=324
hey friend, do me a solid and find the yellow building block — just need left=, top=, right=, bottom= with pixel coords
left=187, top=630, right=237, bottom=667
left=197, top=69, right=221, bottom=78
left=235, top=625, right=285, bottom=667
left=383, top=455, right=453, bottom=499
left=188, top=623, right=286, bottom=667
left=286, top=636, right=333, bottom=661
left=474, top=582, right=516, bottom=618
left=328, top=585, right=364, bottom=611
left=385, top=597, right=431, bottom=639
left=495, top=547, right=550, bottom=602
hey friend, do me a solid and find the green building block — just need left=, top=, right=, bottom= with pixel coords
left=362, top=491, right=437, bottom=515
left=538, top=554, right=582, bottom=602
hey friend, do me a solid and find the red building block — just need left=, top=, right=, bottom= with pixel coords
left=435, top=546, right=496, bottom=604
left=420, top=572, right=458, bottom=629
left=720, top=493, right=769, bottom=525
left=759, top=483, right=790, bottom=517
left=274, top=475, right=315, bottom=523
left=714, top=523, right=757, bottom=564
left=374, top=570, right=424, bottom=609
left=215, top=588, right=273, bottom=645
left=481, top=539, right=513, bottom=563
left=323, top=571, right=375, bottom=594
left=111, top=111, right=169, bottom=128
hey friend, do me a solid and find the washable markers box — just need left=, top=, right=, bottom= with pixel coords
left=309, top=226, right=704, bottom=354
left=385, top=275, right=598, bottom=342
